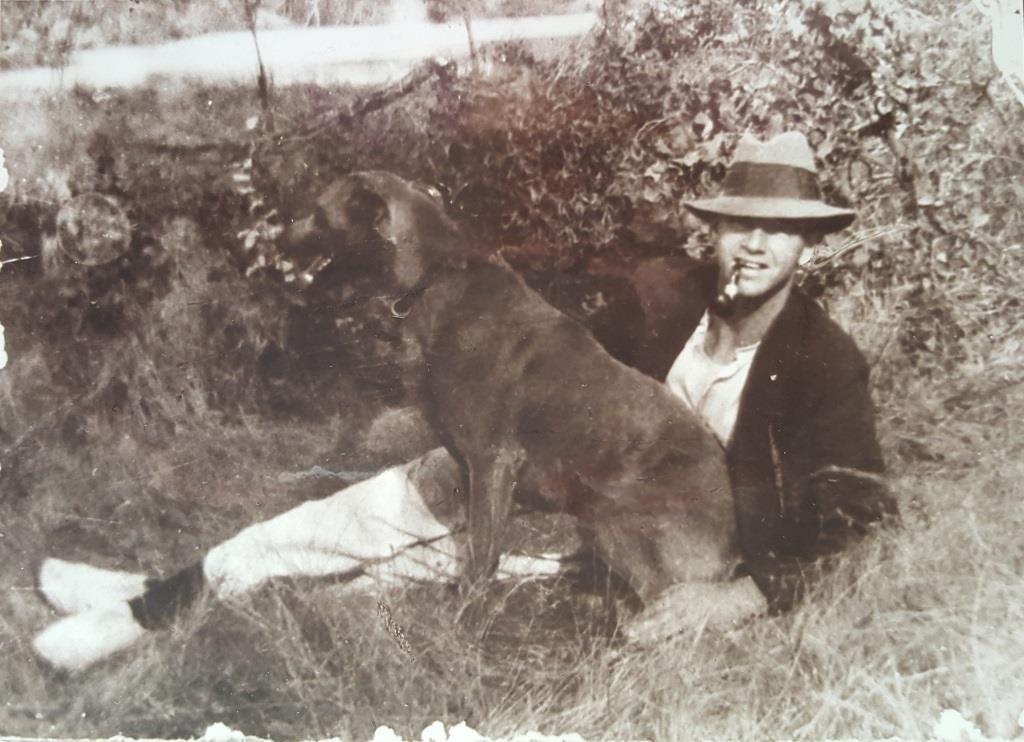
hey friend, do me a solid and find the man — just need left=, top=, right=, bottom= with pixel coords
left=33, top=131, right=897, bottom=670
left=628, top=131, right=897, bottom=615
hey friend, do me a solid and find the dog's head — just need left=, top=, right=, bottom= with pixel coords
left=284, top=171, right=466, bottom=292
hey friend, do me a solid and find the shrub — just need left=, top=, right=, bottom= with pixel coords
left=232, top=0, right=1022, bottom=391
left=2, top=0, right=1018, bottom=499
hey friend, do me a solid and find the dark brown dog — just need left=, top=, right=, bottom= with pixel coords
left=286, top=171, right=738, bottom=603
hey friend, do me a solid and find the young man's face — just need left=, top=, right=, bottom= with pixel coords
left=715, top=217, right=813, bottom=302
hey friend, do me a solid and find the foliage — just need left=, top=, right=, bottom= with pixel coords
left=0, top=0, right=1021, bottom=738
left=229, top=0, right=1021, bottom=385
left=0, top=0, right=1017, bottom=485
left=0, top=0, right=1017, bottom=504
left=414, top=0, right=1021, bottom=383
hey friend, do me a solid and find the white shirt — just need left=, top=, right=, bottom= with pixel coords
left=664, top=311, right=759, bottom=447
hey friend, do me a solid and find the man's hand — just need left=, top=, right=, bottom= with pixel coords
left=622, top=576, right=768, bottom=646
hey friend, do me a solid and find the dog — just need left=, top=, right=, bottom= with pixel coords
left=32, top=172, right=762, bottom=671
left=285, top=171, right=740, bottom=602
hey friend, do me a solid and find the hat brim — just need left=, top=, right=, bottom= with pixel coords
left=685, top=196, right=855, bottom=233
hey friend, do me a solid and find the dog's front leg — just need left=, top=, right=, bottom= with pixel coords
left=461, top=447, right=525, bottom=591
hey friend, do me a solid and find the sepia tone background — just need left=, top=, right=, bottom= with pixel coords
left=0, top=0, right=1021, bottom=739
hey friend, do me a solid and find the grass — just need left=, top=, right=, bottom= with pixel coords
left=2, top=12, right=1022, bottom=739
left=1, top=308, right=1022, bottom=740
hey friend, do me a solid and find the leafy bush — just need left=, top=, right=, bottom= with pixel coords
left=0, top=2, right=1021, bottom=739
left=233, top=0, right=1022, bottom=389
left=2, top=0, right=1018, bottom=477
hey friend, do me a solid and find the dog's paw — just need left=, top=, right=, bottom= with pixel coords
left=33, top=603, right=147, bottom=672
left=37, top=558, right=148, bottom=614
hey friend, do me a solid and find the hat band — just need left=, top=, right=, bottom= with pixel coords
left=721, top=162, right=821, bottom=202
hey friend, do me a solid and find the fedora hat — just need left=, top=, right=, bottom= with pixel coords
left=684, top=131, right=855, bottom=233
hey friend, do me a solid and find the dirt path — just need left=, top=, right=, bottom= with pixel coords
left=0, top=14, right=597, bottom=97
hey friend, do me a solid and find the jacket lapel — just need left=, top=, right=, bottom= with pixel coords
left=727, top=289, right=811, bottom=554
left=731, top=290, right=810, bottom=447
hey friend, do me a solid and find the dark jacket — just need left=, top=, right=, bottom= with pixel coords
left=618, top=256, right=898, bottom=611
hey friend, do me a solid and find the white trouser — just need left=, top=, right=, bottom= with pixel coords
left=33, top=448, right=567, bottom=672
left=203, top=448, right=466, bottom=597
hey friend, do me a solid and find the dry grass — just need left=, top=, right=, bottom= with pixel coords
left=2, top=340, right=1023, bottom=740
left=2, top=147, right=1022, bottom=742
left=1, top=7, right=1022, bottom=738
